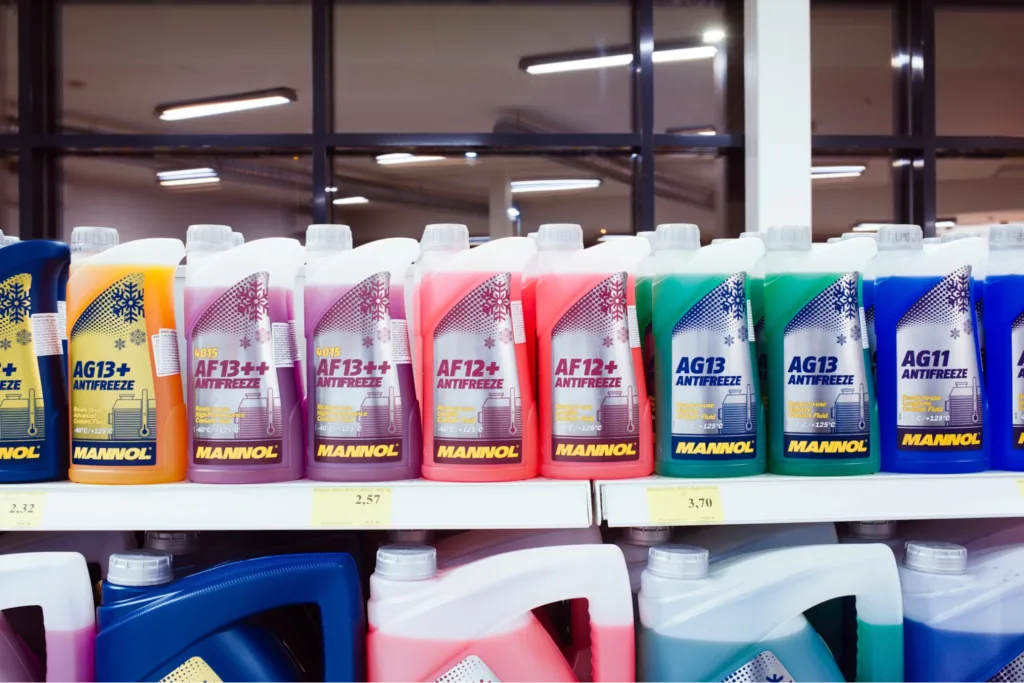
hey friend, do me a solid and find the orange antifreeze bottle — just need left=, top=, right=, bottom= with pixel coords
left=68, top=238, right=187, bottom=484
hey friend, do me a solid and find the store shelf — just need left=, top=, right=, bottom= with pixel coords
left=0, top=478, right=593, bottom=531
left=596, top=472, right=1024, bottom=527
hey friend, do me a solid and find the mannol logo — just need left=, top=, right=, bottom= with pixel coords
left=675, top=441, right=754, bottom=456
left=787, top=439, right=868, bottom=454
left=902, top=433, right=981, bottom=447
left=555, top=443, right=636, bottom=457
left=194, top=445, right=280, bottom=460
left=436, top=445, right=520, bottom=460
left=73, top=446, right=152, bottom=461
left=0, top=446, right=40, bottom=460
left=317, top=444, right=398, bottom=459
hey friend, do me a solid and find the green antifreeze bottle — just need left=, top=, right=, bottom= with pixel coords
left=652, top=233, right=766, bottom=477
left=763, top=225, right=880, bottom=475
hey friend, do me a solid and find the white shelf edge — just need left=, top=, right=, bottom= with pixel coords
left=596, top=473, right=1024, bottom=527
left=0, top=478, right=593, bottom=531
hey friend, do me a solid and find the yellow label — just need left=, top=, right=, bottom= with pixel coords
left=0, top=492, right=46, bottom=528
left=647, top=485, right=724, bottom=525
left=161, top=656, right=223, bottom=683
left=311, top=487, right=392, bottom=527
left=0, top=274, right=48, bottom=459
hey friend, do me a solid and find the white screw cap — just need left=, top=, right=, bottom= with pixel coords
left=376, top=544, right=437, bottom=581
left=647, top=544, right=710, bottom=579
left=625, top=527, right=671, bottom=547
left=904, top=541, right=967, bottom=575
left=848, top=521, right=897, bottom=540
left=990, top=224, right=1024, bottom=250
left=231, top=232, right=245, bottom=247
left=70, top=226, right=119, bottom=254
left=654, top=223, right=700, bottom=251
left=107, top=551, right=174, bottom=587
left=144, top=531, right=199, bottom=556
left=536, top=224, right=583, bottom=251
left=877, top=224, right=923, bottom=250
left=306, top=224, right=353, bottom=252
left=0, top=236, right=19, bottom=247
left=421, top=224, right=469, bottom=252
left=766, top=225, right=812, bottom=251
left=186, top=224, right=233, bottom=251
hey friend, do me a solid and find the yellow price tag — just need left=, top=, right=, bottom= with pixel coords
left=647, top=485, right=723, bottom=525
left=0, top=492, right=46, bottom=529
left=311, top=487, right=392, bottom=527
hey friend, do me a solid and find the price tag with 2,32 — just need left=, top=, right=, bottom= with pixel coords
left=0, top=492, right=46, bottom=529
left=311, top=487, right=392, bottom=528
left=646, top=485, right=724, bottom=525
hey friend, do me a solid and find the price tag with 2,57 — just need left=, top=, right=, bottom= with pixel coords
left=311, top=487, right=392, bottom=528
left=0, top=492, right=46, bottom=529
left=646, top=485, right=724, bottom=525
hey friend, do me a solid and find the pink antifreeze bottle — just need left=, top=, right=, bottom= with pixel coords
left=185, top=226, right=306, bottom=483
left=367, top=544, right=635, bottom=682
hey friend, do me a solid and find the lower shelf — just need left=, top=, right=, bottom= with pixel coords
left=596, top=472, right=1024, bottom=527
left=0, top=478, right=594, bottom=531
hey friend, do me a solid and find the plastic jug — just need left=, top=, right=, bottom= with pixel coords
left=185, top=231, right=306, bottom=483
left=0, top=552, right=96, bottom=682
left=615, top=526, right=672, bottom=593
left=143, top=531, right=201, bottom=576
left=95, top=551, right=365, bottom=682
left=942, top=231, right=987, bottom=370
left=537, top=237, right=653, bottom=479
left=841, top=521, right=904, bottom=556
left=652, top=233, right=764, bottom=477
left=900, top=540, right=1024, bottom=682
left=367, top=544, right=635, bottom=682
left=638, top=543, right=903, bottom=682
left=0, top=238, right=69, bottom=482
left=899, top=517, right=1024, bottom=550
left=0, top=531, right=135, bottom=579
left=674, top=522, right=838, bottom=562
left=874, top=227, right=988, bottom=473
left=68, top=238, right=187, bottom=484
left=305, top=232, right=422, bottom=481
left=419, top=235, right=538, bottom=482
left=983, top=224, right=1024, bottom=468
left=744, top=228, right=793, bottom=408
left=67, top=227, right=119, bottom=367
left=763, top=226, right=880, bottom=475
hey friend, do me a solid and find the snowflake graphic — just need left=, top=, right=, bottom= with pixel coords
left=362, top=335, right=374, bottom=348
left=358, top=278, right=390, bottom=322
left=130, top=329, right=147, bottom=346
left=235, top=279, right=269, bottom=323
left=721, top=279, right=746, bottom=320
left=484, top=337, right=496, bottom=349
left=499, top=328, right=514, bottom=344
left=950, top=328, right=961, bottom=339
left=15, top=329, right=31, bottom=346
left=113, top=338, right=126, bottom=350
left=724, top=334, right=735, bottom=347
left=377, top=326, right=391, bottom=343
left=599, top=275, right=627, bottom=322
left=837, top=333, right=847, bottom=346
left=738, top=325, right=748, bottom=342
left=946, top=271, right=971, bottom=313
left=963, top=320, right=973, bottom=336
left=766, top=675, right=785, bottom=683
left=850, top=324, right=861, bottom=342
left=481, top=280, right=511, bottom=322
left=0, top=339, right=9, bottom=350
left=602, top=336, right=614, bottom=348
left=111, top=282, right=144, bottom=323
left=833, top=278, right=859, bottom=320
left=616, top=326, right=629, bottom=343
left=0, top=282, right=30, bottom=323
left=240, top=337, right=252, bottom=349
left=255, top=327, right=271, bottom=344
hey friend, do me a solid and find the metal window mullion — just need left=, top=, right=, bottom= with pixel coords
left=631, top=0, right=654, bottom=236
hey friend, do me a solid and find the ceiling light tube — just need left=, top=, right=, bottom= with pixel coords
left=511, top=179, right=602, bottom=194
left=157, top=168, right=217, bottom=180
left=812, top=172, right=864, bottom=180
left=812, top=165, right=867, bottom=176
left=375, top=153, right=447, bottom=165
left=666, top=125, right=717, bottom=136
left=520, top=39, right=716, bottom=75
left=160, top=176, right=221, bottom=187
left=155, top=88, right=297, bottom=121
left=333, top=196, right=370, bottom=205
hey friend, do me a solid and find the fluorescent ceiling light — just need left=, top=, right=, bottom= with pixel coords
left=666, top=125, right=716, bottom=135
left=464, top=152, right=478, bottom=159
left=936, top=220, right=957, bottom=229
left=157, top=167, right=217, bottom=181
left=333, top=196, right=369, bottom=205
left=812, top=165, right=866, bottom=180
left=506, top=207, right=521, bottom=220
left=375, top=153, right=447, bottom=165
left=652, top=46, right=718, bottom=63
left=160, top=176, right=221, bottom=187
left=155, top=88, right=297, bottom=121
left=812, top=172, right=864, bottom=180
left=325, top=186, right=338, bottom=193
left=703, top=29, right=726, bottom=44
left=511, top=179, right=602, bottom=194
left=521, top=40, right=716, bottom=75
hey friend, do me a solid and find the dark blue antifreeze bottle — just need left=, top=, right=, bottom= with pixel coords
left=0, top=237, right=70, bottom=482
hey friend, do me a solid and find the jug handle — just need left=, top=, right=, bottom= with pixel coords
left=0, top=552, right=95, bottom=682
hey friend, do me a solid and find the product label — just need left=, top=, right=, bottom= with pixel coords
left=0, top=274, right=47, bottom=463
left=312, top=272, right=406, bottom=463
left=71, top=273, right=157, bottom=465
left=783, top=273, right=871, bottom=458
left=1012, top=310, right=1024, bottom=449
left=990, top=650, right=1024, bottom=682
left=190, top=272, right=283, bottom=465
left=161, top=657, right=223, bottom=683
left=551, top=273, right=640, bottom=462
left=670, top=274, right=757, bottom=460
left=436, top=655, right=500, bottom=683
left=433, top=273, right=523, bottom=464
left=723, top=651, right=794, bottom=683
left=897, top=266, right=983, bottom=451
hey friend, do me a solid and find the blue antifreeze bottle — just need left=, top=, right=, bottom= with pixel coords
left=95, top=551, right=365, bottom=682
left=984, top=223, right=1024, bottom=469
left=0, top=233, right=70, bottom=482
left=874, top=225, right=988, bottom=473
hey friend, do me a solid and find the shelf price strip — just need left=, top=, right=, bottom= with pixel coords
left=646, top=485, right=724, bottom=525
left=311, top=487, right=393, bottom=528
left=0, top=492, right=46, bottom=529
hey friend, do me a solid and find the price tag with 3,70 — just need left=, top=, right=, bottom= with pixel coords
left=646, top=485, right=724, bottom=525
left=311, top=487, right=392, bottom=528
left=0, top=492, right=46, bottom=529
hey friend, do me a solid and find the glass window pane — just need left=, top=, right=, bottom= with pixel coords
left=812, top=156, right=892, bottom=237
left=334, top=3, right=630, bottom=133
left=811, top=5, right=893, bottom=135
left=653, top=3, right=726, bottom=134
left=938, top=158, right=1024, bottom=228
left=331, top=154, right=631, bottom=244
left=1, top=1, right=13, bottom=130
left=61, top=2, right=311, bottom=134
left=653, top=154, right=723, bottom=239
left=937, top=9, right=1024, bottom=136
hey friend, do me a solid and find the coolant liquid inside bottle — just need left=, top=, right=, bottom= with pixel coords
left=986, top=224, right=1024, bottom=468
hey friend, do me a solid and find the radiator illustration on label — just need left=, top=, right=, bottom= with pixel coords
left=0, top=273, right=46, bottom=463
left=783, top=273, right=871, bottom=458
left=313, top=271, right=407, bottom=462
left=897, top=266, right=983, bottom=451
left=71, top=273, right=157, bottom=465
left=433, top=273, right=523, bottom=464
left=190, top=272, right=283, bottom=465
left=551, top=272, right=640, bottom=462
left=671, top=274, right=757, bottom=460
